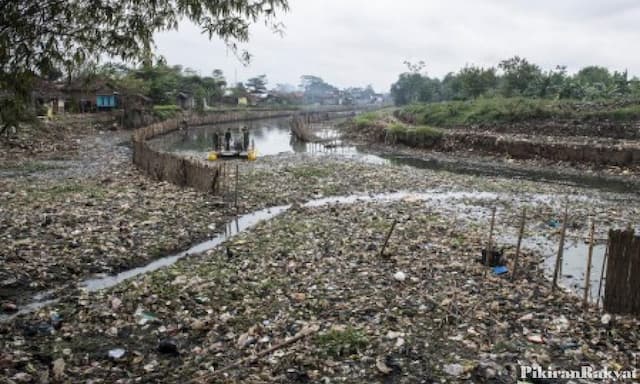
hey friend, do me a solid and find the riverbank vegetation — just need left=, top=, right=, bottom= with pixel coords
left=390, top=57, right=640, bottom=106
left=396, top=97, right=640, bottom=127
left=0, top=0, right=290, bottom=132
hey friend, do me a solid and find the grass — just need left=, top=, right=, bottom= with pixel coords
left=0, top=161, right=64, bottom=174
left=153, top=104, right=182, bottom=120
left=20, top=182, right=119, bottom=202
left=398, top=97, right=640, bottom=127
left=353, top=112, right=380, bottom=129
left=386, top=122, right=443, bottom=147
left=314, top=327, right=369, bottom=358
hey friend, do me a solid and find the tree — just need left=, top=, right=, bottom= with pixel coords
left=498, top=56, right=542, bottom=97
left=246, top=75, right=268, bottom=95
left=231, top=82, right=249, bottom=98
left=390, top=73, right=442, bottom=105
left=455, top=65, right=498, bottom=99
left=0, top=0, right=289, bottom=132
left=535, top=65, right=568, bottom=99
left=403, top=60, right=426, bottom=74
left=299, top=76, right=338, bottom=104
left=574, top=66, right=612, bottom=86
left=212, top=69, right=227, bottom=88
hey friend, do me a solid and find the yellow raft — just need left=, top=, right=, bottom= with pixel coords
left=207, top=149, right=257, bottom=161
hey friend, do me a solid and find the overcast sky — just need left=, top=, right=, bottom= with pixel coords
left=154, top=0, right=640, bottom=93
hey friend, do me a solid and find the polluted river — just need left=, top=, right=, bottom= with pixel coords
left=3, top=116, right=638, bottom=323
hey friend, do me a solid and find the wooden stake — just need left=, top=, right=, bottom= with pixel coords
left=234, top=163, right=239, bottom=209
left=511, top=207, right=527, bottom=282
left=583, top=220, right=596, bottom=308
left=596, top=238, right=610, bottom=308
left=221, top=162, right=226, bottom=198
left=379, top=219, right=398, bottom=258
left=552, top=205, right=569, bottom=292
left=484, top=206, right=497, bottom=278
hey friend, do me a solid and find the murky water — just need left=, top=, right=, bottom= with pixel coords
left=81, top=190, right=504, bottom=293
left=150, top=117, right=639, bottom=194
left=500, top=234, right=608, bottom=301
left=81, top=205, right=291, bottom=291
left=380, top=154, right=639, bottom=195
left=149, top=117, right=356, bottom=157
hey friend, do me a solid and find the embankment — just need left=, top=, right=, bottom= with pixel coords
left=352, top=101, right=640, bottom=167
left=382, top=127, right=640, bottom=167
left=440, top=131, right=640, bottom=166
left=395, top=98, right=640, bottom=140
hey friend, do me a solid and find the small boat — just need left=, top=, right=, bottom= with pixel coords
left=207, top=149, right=257, bottom=161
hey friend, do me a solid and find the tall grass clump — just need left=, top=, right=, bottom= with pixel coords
left=397, top=97, right=640, bottom=127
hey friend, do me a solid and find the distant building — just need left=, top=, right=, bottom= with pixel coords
left=96, top=92, right=118, bottom=110
left=63, top=79, right=119, bottom=112
left=32, top=80, right=66, bottom=115
left=176, top=92, right=195, bottom=109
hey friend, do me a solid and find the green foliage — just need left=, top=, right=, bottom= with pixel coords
left=300, top=76, right=339, bottom=104
left=153, top=104, right=181, bottom=120
left=398, top=97, right=640, bottom=126
left=246, top=75, right=268, bottom=95
left=498, top=56, right=543, bottom=97
left=386, top=122, right=443, bottom=147
left=390, top=73, right=443, bottom=105
left=390, top=56, right=640, bottom=106
left=456, top=66, right=499, bottom=99
left=0, top=0, right=289, bottom=128
left=353, top=112, right=379, bottom=129
left=314, top=328, right=369, bottom=358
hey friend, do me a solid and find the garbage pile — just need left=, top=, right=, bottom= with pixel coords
left=2, top=200, right=638, bottom=383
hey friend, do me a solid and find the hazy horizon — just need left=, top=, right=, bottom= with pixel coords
left=154, top=0, right=640, bottom=93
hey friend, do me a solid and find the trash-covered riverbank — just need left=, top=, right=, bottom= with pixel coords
left=1, top=196, right=639, bottom=383
left=2, top=124, right=640, bottom=382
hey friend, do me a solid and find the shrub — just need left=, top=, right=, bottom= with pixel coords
left=352, top=112, right=379, bottom=129
left=397, top=97, right=640, bottom=127
left=385, top=122, right=443, bottom=147
left=153, top=104, right=181, bottom=120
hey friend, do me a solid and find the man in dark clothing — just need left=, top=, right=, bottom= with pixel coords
left=242, top=126, right=250, bottom=150
left=224, top=129, right=231, bottom=151
left=212, top=132, right=220, bottom=150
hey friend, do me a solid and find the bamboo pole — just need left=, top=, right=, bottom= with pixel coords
left=511, top=208, right=527, bottom=282
left=596, top=238, right=610, bottom=308
left=221, top=162, right=226, bottom=198
left=484, top=206, right=497, bottom=278
left=234, top=163, right=239, bottom=209
left=379, top=219, right=398, bottom=258
left=552, top=205, right=569, bottom=292
left=583, top=220, right=596, bottom=308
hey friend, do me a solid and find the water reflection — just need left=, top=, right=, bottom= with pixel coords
left=151, top=117, right=316, bottom=156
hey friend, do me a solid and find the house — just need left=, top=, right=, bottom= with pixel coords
left=63, top=79, right=120, bottom=112
left=32, top=80, right=67, bottom=115
left=96, top=92, right=118, bottom=110
left=176, top=92, right=195, bottom=109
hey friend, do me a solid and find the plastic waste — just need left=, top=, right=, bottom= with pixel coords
left=492, top=266, right=508, bottom=275
left=108, top=348, right=126, bottom=359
